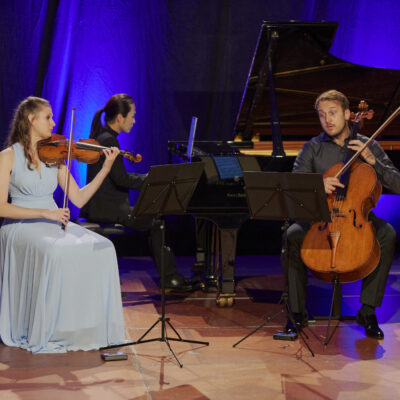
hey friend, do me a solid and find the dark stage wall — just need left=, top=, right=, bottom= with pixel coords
left=1, top=0, right=400, bottom=254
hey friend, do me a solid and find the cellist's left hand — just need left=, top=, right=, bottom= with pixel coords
left=348, top=140, right=376, bottom=166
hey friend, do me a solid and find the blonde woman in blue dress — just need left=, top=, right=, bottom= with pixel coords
left=0, top=96, right=126, bottom=353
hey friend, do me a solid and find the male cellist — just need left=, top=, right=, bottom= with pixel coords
left=284, top=89, right=400, bottom=339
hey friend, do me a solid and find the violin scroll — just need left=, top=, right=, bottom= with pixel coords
left=121, top=150, right=142, bottom=164
left=349, top=100, right=374, bottom=128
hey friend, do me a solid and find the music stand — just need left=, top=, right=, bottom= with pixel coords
left=232, top=171, right=331, bottom=356
left=101, top=162, right=209, bottom=367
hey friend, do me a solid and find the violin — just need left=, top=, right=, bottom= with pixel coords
left=37, top=134, right=142, bottom=165
left=300, top=102, right=400, bottom=283
left=49, top=108, right=142, bottom=231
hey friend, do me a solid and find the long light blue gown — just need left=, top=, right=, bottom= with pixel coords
left=0, top=143, right=126, bottom=353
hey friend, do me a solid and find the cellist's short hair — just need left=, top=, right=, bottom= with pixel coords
left=315, top=90, right=350, bottom=112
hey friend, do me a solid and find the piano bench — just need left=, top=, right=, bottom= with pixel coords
left=73, top=217, right=129, bottom=239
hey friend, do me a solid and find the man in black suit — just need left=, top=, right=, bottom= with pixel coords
left=81, top=94, right=191, bottom=291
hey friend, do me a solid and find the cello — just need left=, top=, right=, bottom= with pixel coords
left=301, top=102, right=400, bottom=283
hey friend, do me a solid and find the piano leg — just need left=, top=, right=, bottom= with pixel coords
left=204, top=223, right=218, bottom=292
left=194, top=216, right=246, bottom=306
left=216, top=228, right=238, bottom=307
left=193, top=218, right=218, bottom=292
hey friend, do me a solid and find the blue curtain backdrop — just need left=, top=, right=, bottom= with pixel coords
left=1, top=0, right=400, bottom=224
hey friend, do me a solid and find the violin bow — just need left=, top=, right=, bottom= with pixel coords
left=336, top=104, right=400, bottom=179
left=61, top=107, right=77, bottom=230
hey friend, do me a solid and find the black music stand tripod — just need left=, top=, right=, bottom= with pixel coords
left=101, top=163, right=209, bottom=367
left=232, top=171, right=331, bottom=357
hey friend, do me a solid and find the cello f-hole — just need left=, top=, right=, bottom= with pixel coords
left=349, top=209, right=362, bottom=228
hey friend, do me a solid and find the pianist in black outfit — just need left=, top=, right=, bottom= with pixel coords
left=284, top=89, right=400, bottom=339
left=81, top=94, right=192, bottom=292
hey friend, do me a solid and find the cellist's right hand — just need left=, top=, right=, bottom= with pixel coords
left=324, top=177, right=344, bottom=195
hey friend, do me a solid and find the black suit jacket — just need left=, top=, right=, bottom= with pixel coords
left=80, top=125, right=146, bottom=223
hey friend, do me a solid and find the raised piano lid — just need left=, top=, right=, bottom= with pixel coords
left=233, top=21, right=400, bottom=156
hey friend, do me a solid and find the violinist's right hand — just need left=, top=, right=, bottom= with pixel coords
left=324, top=177, right=344, bottom=195
left=44, top=208, right=70, bottom=225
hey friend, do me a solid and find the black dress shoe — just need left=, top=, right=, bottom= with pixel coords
left=164, top=274, right=192, bottom=292
left=285, top=312, right=306, bottom=334
left=356, top=311, right=384, bottom=339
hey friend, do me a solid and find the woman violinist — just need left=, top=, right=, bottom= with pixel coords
left=283, top=90, right=400, bottom=339
left=0, top=96, right=124, bottom=352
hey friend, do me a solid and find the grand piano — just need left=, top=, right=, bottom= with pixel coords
left=168, top=21, right=400, bottom=306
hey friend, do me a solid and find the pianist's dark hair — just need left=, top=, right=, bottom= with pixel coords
left=314, top=90, right=350, bottom=112
left=90, top=94, right=134, bottom=139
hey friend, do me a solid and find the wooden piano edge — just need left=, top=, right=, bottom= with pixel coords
left=237, top=140, right=400, bottom=156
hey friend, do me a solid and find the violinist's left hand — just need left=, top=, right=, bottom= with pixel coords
left=348, top=140, right=376, bottom=165
left=102, top=147, right=120, bottom=173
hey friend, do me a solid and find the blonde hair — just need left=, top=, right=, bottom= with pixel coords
left=8, top=96, right=50, bottom=169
